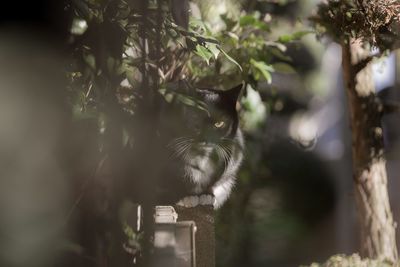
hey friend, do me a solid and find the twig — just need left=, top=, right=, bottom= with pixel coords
left=64, top=154, right=109, bottom=224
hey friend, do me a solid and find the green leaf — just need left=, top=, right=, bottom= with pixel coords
left=272, top=62, right=296, bottom=74
left=239, top=15, right=257, bottom=27
left=219, top=47, right=242, bottom=71
left=264, top=41, right=286, bottom=52
left=107, top=56, right=115, bottom=73
left=269, top=47, right=292, bottom=62
left=125, top=66, right=140, bottom=87
left=196, top=35, right=219, bottom=45
left=159, top=89, right=210, bottom=115
left=277, top=30, right=314, bottom=43
left=189, top=19, right=207, bottom=33
left=207, top=43, right=220, bottom=59
left=220, top=14, right=237, bottom=31
left=250, top=59, right=274, bottom=83
left=71, top=18, right=88, bottom=35
left=239, top=14, right=269, bottom=31
left=122, top=127, right=130, bottom=147
left=241, top=85, right=267, bottom=132
left=227, top=32, right=239, bottom=41
left=178, top=95, right=209, bottom=113
left=194, top=44, right=213, bottom=65
left=83, top=52, right=96, bottom=70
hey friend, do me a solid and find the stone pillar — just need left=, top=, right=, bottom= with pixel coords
left=175, top=206, right=215, bottom=267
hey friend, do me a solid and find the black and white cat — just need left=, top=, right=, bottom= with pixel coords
left=159, top=84, right=244, bottom=209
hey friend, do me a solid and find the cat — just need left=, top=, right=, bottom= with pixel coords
left=60, top=84, right=245, bottom=266
left=157, top=83, right=245, bottom=209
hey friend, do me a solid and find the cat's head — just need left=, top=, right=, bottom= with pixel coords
left=165, top=84, right=242, bottom=153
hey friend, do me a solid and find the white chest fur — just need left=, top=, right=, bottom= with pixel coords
left=184, top=148, right=216, bottom=193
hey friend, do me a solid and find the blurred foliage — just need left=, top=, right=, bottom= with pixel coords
left=311, top=0, right=400, bottom=50
left=65, top=0, right=336, bottom=266
left=66, top=0, right=313, bottom=127
left=216, top=139, right=336, bottom=266
left=301, top=254, right=395, bottom=267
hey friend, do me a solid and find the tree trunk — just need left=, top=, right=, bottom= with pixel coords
left=341, top=38, right=398, bottom=262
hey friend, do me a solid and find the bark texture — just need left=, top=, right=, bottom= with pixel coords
left=341, top=38, right=398, bottom=262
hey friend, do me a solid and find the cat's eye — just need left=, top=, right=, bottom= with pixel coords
left=214, top=121, right=225, bottom=128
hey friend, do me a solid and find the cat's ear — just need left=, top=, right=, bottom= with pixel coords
left=223, top=83, right=243, bottom=105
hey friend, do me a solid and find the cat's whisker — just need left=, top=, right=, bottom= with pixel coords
left=220, top=143, right=232, bottom=156
left=173, top=136, right=192, bottom=142
left=218, top=143, right=231, bottom=160
left=180, top=143, right=192, bottom=154
left=223, top=147, right=231, bottom=166
left=181, top=144, right=193, bottom=161
left=168, top=138, right=189, bottom=148
left=222, top=139, right=238, bottom=150
left=168, top=137, right=193, bottom=149
left=170, top=141, right=188, bottom=151
left=168, top=137, right=195, bottom=159
left=172, top=143, right=191, bottom=158
left=215, top=147, right=224, bottom=166
left=216, top=145, right=229, bottom=168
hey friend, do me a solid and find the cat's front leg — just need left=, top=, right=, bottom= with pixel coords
left=212, top=178, right=235, bottom=209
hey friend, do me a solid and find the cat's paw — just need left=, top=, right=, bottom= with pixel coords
left=176, top=196, right=199, bottom=208
left=199, top=194, right=215, bottom=206
left=176, top=194, right=215, bottom=208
